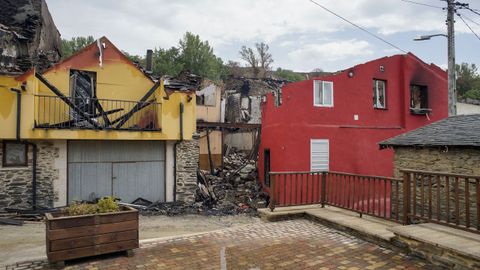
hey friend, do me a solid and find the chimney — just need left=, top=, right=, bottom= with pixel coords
left=146, top=49, right=153, bottom=73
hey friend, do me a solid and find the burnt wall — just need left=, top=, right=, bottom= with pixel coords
left=0, top=0, right=61, bottom=73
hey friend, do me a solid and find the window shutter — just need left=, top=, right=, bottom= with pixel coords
left=310, top=139, right=329, bottom=171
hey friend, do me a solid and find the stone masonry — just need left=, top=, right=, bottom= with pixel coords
left=393, top=147, right=480, bottom=178
left=175, top=139, right=199, bottom=203
left=392, top=146, right=480, bottom=227
left=0, top=140, right=59, bottom=210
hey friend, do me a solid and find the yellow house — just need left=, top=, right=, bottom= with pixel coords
left=0, top=37, right=198, bottom=209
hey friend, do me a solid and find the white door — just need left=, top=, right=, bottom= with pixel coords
left=310, top=139, right=329, bottom=171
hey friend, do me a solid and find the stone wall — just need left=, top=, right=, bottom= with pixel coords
left=0, top=140, right=59, bottom=210
left=175, top=139, right=199, bottom=203
left=392, top=146, right=480, bottom=227
left=393, top=147, right=480, bottom=178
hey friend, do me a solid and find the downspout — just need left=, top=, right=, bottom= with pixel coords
left=10, top=88, right=21, bottom=140
left=173, top=102, right=185, bottom=202
left=10, top=88, right=38, bottom=210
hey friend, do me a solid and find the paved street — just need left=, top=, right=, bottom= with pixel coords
left=8, top=219, right=430, bottom=270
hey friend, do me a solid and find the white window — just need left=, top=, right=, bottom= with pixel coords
left=310, top=139, right=329, bottom=171
left=313, top=80, right=333, bottom=107
left=373, top=79, right=386, bottom=109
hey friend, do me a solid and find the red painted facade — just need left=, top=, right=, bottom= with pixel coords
left=259, top=53, right=448, bottom=187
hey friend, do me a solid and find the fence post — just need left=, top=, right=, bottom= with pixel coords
left=321, top=171, right=327, bottom=208
left=269, top=173, right=276, bottom=212
left=402, top=171, right=411, bottom=225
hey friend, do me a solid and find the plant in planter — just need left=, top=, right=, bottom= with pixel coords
left=45, top=197, right=139, bottom=265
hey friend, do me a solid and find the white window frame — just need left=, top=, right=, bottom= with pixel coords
left=373, top=79, right=386, bottom=109
left=310, top=139, right=329, bottom=172
left=313, top=80, right=334, bottom=107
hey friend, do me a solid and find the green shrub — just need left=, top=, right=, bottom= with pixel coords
left=97, top=196, right=119, bottom=213
left=65, top=196, right=119, bottom=216
left=465, top=89, right=480, bottom=100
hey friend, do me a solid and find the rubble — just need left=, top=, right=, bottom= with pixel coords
left=0, top=0, right=61, bottom=73
left=138, top=148, right=268, bottom=216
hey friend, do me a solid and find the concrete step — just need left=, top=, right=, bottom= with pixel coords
left=389, top=223, right=480, bottom=269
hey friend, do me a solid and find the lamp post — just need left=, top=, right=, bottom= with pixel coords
left=414, top=0, right=457, bottom=116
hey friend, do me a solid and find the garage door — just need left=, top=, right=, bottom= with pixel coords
left=68, top=141, right=165, bottom=204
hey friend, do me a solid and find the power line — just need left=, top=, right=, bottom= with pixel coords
left=459, top=12, right=480, bottom=27
left=466, top=7, right=480, bottom=17
left=308, top=0, right=407, bottom=53
left=457, top=13, right=480, bottom=41
left=400, top=0, right=445, bottom=9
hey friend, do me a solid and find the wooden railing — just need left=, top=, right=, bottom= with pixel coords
left=268, top=171, right=403, bottom=222
left=402, top=169, right=480, bottom=233
left=268, top=169, right=480, bottom=233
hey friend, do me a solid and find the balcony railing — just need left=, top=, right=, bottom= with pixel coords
left=34, top=95, right=161, bottom=131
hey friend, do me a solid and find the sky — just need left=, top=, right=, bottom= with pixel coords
left=46, top=0, right=480, bottom=73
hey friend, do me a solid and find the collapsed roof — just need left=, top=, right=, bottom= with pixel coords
left=0, top=0, right=61, bottom=74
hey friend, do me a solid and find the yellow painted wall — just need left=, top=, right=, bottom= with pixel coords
left=0, top=41, right=196, bottom=141
left=196, top=84, right=222, bottom=123
left=199, top=130, right=222, bottom=155
left=0, top=75, right=21, bottom=139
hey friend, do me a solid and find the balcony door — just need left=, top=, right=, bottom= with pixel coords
left=69, top=69, right=97, bottom=118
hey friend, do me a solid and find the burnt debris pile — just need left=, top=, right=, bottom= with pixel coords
left=135, top=149, right=268, bottom=216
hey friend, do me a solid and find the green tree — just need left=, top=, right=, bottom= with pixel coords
left=274, top=68, right=304, bottom=82
left=177, top=32, right=227, bottom=81
left=122, top=51, right=145, bottom=66
left=152, top=47, right=183, bottom=77
left=60, top=36, right=95, bottom=59
left=456, top=63, right=479, bottom=98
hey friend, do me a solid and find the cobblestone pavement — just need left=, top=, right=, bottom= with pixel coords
left=7, top=219, right=431, bottom=270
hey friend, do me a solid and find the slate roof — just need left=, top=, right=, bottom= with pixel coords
left=379, top=114, right=480, bottom=148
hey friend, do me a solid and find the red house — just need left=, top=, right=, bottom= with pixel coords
left=259, top=53, right=448, bottom=187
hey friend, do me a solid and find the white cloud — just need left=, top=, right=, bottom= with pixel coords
left=45, top=0, right=479, bottom=71
left=285, top=39, right=374, bottom=71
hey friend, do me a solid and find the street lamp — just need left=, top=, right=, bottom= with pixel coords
left=413, top=34, right=447, bottom=41
left=414, top=0, right=457, bottom=116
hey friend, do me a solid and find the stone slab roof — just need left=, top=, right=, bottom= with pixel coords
left=379, top=114, right=480, bottom=148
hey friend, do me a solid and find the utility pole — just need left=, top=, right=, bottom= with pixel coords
left=446, top=0, right=457, bottom=116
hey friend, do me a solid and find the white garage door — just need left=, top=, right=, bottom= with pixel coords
left=68, top=141, right=165, bottom=204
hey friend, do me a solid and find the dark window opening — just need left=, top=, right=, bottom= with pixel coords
left=196, top=95, right=205, bottom=106
left=69, top=70, right=97, bottom=116
left=410, top=85, right=430, bottom=114
left=264, top=149, right=271, bottom=187
left=2, top=141, right=28, bottom=167
left=373, top=79, right=387, bottom=109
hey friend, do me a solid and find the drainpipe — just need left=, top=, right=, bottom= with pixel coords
left=10, top=88, right=21, bottom=140
left=173, top=102, right=185, bottom=202
left=10, top=88, right=38, bottom=210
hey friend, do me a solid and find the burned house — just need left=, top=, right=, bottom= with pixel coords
left=0, top=0, right=61, bottom=74
left=0, top=37, right=198, bottom=210
left=259, top=53, right=449, bottom=187
left=223, top=77, right=284, bottom=152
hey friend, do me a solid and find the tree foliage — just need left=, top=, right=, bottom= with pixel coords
left=274, top=68, right=304, bottom=82
left=456, top=63, right=480, bottom=99
left=177, top=32, right=227, bottom=80
left=60, top=36, right=95, bottom=59
left=152, top=47, right=183, bottom=78
left=239, top=42, right=274, bottom=78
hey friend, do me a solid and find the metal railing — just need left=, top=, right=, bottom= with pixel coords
left=268, top=169, right=480, bottom=233
left=268, top=171, right=402, bottom=222
left=34, top=95, right=161, bottom=131
left=402, top=169, right=480, bottom=233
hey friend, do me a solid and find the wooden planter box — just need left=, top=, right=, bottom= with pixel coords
left=45, top=206, right=139, bottom=263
